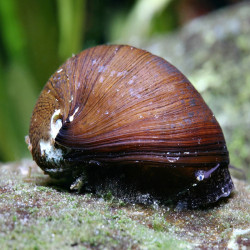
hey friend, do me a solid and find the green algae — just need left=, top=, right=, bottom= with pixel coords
left=0, top=160, right=249, bottom=249
left=0, top=160, right=190, bottom=249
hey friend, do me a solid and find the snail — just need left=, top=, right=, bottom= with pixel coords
left=27, top=45, right=234, bottom=207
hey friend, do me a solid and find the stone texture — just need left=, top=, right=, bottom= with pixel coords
left=0, top=159, right=249, bottom=249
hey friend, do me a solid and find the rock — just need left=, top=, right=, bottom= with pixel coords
left=0, top=159, right=249, bottom=249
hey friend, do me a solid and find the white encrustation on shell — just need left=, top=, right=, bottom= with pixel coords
left=39, top=109, right=63, bottom=163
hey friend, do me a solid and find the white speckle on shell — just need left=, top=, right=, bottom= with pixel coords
left=128, top=79, right=134, bottom=85
left=98, top=65, right=107, bottom=73
left=69, top=107, right=79, bottom=122
left=57, top=68, right=63, bottom=73
left=50, top=109, right=62, bottom=139
left=116, top=71, right=127, bottom=77
left=129, top=88, right=141, bottom=99
left=77, top=81, right=81, bottom=89
left=99, top=76, right=104, bottom=83
left=128, top=75, right=137, bottom=84
left=166, top=156, right=180, bottom=163
left=110, top=70, right=116, bottom=77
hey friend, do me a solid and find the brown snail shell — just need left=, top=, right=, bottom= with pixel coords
left=28, top=45, right=234, bottom=207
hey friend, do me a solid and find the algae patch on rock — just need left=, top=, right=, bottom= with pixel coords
left=0, top=159, right=249, bottom=249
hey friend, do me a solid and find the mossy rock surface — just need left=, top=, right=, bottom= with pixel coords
left=0, top=159, right=249, bottom=249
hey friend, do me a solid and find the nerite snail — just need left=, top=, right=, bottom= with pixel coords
left=27, top=45, right=234, bottom=207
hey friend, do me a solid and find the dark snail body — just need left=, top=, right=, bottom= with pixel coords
left=28, top=45, right=234, bottom=207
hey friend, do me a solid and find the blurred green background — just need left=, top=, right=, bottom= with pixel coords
left=0, top=0, right=247, bottom=178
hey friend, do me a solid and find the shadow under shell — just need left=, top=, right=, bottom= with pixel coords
left=65, top=162, right=234, bottom=209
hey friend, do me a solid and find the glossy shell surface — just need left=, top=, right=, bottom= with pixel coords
left=28, top=45, right=234, bottom=207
